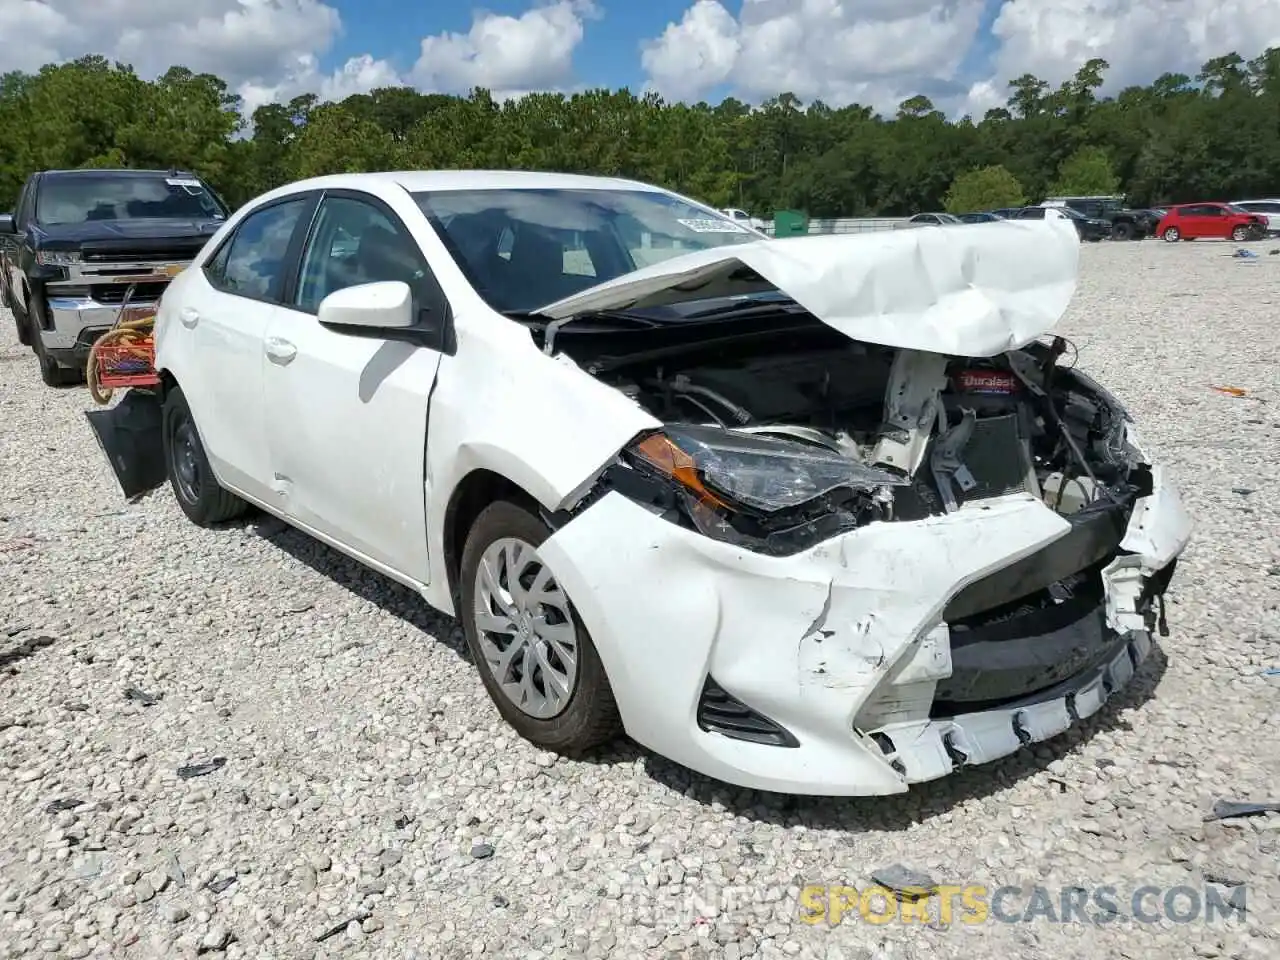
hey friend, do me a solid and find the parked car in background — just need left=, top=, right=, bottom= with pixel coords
left=1013, top=205, right=1110, bottom=241
left=1040, top=196, right=1152, bottom=241
left=988, top=208, right=1020, bottom=219
left=955, top=212, right=1002, bottom=223
left=720, top=207, right=768, bottom=231
left=907, top=212, right=961, bottom=225
left=1155, top=203, right=1267, bottom=242
left=86, top=170, right=1189, bottom=796
left=1231, top=199, right=1280, bottom=235
left=0, top=168, right=228, bottom=385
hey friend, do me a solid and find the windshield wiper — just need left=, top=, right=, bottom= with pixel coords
left=679, top=295, right=802, bottom=320
left=521, top=308, right=664, bottom=355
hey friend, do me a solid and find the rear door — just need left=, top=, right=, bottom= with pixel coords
left=177, top=192, right=317, bottom=500
left=260, top=189, right=446, bottom=585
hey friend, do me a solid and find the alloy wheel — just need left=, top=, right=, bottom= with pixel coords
left=472, top=537, right=578, bottom=719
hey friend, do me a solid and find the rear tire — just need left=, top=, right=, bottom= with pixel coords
left=162, top=385, right=249, bottom=526
left=1162, top=227, right=1180, bottom=242
left=459, top=499, right=622, bottom=753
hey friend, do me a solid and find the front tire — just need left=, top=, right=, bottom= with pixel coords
left=11, top=298, right=32, bottom=347
left=459, top=500, right=622, bottom=753
left=1231, top=226, right=1250, bottom=242
left=1162, top=227, right=1180, bottom=242
left=162, top=386, right=249, bottom=526
left=1111, top=221, right=1134, bottom=241
left=28, top=296, right=79, bottom=386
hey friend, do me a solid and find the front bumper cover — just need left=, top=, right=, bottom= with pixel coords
left=538, top=463, right=1190, bottom=796
left=42, top=295, right=157, bottom=355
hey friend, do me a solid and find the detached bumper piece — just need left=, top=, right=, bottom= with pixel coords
left=877, top=628, right=1152, bottom=784
left=83, top=389, right=166, bottom=501
left=697, top=677, right=799, bottom=748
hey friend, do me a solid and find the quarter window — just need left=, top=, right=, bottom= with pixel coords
left=205, top=197, right=308, bottom=301
left=294, top=196, right=431, bottom=314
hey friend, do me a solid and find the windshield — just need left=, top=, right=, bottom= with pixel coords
left=1056, top=207, right=1087, bottom=220
left=36, top=173, right=227, bottom=225
left=414, top=187, right=758, bottom=314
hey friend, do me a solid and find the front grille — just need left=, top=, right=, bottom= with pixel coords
left=932, top=561, right=1121, bottom=714
left=81, top=238, right=207, bottom=262
left=91, top=282, right=168, bottom=305
left=697, top=677, right=799, bottom=747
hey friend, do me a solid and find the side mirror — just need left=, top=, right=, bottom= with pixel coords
left=317, top=281, right=414, bottom=331
left=0, top=213, right=14, bottom=235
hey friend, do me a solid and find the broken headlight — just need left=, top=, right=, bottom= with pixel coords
left=616, top=424, right=908, bottom=555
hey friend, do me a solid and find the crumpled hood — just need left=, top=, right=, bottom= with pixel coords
left=536, top=218, right=1081, bottom=358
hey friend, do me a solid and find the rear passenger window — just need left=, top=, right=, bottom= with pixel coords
left=204, top=197, right=308, bottom=302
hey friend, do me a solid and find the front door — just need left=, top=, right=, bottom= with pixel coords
left=261, top=191, right=446, bottom=585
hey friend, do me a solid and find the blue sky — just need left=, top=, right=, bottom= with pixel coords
left=334, top=0, right=685, bottom=91
left=330, top=0, right=1005, bottom=104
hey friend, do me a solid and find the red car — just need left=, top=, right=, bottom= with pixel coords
left=1156, top=202, right=1267, bottom=242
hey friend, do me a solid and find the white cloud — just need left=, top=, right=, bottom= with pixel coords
left=410, top=0, right=598, bottom=98
left=640, top=0, right=740, bottom=103
left=0, top=1, right=341, bottom=84
left=648, top=0, right=1280, bottom=118
left=0, top=1, right=598, bottom=117
left=966, top=1, right=1280, bottom=114
left=640, top=0, right=987, bottom=111
left=239, top=53, right=405, bottom=117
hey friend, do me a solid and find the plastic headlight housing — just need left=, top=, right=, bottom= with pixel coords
left=35, top=250, right=81, bottom=267
left=620, top=424, right=908, bottom=554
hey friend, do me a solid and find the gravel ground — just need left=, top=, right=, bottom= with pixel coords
left=2, top=237, right=1279, bottom=960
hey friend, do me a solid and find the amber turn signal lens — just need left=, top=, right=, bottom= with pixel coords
left=632, top=433, right=729, bottom=509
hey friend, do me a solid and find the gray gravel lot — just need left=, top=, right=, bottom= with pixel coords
left=2, top=238, right=1280, bottom=960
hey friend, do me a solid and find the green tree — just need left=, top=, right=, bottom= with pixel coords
left=944, top=165, right=1027, bottom=213
left=1049, top=146, right=1121, bottom=196
left=4, top=45, right=1280, bottom=220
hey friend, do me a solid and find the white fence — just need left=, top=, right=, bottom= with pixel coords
left=758, top=217, right=911, bottom=236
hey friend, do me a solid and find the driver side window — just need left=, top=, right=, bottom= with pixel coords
left=294, top=195, right=431, bottom=314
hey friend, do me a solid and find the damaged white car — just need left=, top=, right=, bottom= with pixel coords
left=91, top=171, right=1192, bottom=796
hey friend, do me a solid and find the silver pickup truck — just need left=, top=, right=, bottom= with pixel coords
left=0, top=168, right=228, bottom=386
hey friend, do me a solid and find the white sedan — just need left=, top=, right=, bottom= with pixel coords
left=102, top=171, right=1191, bottom=796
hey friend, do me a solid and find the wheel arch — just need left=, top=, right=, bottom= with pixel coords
left=441, top=467, right=545, bottom=609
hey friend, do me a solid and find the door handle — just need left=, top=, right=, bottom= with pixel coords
left=265, top=337, right=297, bottom=365
left=179, top=307, right=199, bottom=328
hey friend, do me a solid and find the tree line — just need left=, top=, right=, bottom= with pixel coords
left=2, top=49, right=1278, bottom=219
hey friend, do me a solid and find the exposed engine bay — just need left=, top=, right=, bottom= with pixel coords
left=561, top=318, right=1149, bottom=545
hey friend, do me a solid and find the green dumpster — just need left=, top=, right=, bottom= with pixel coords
left=772, top=209, right=809, bottom=237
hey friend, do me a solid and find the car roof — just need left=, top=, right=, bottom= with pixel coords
left=272, top=170, right=667, bottom=196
